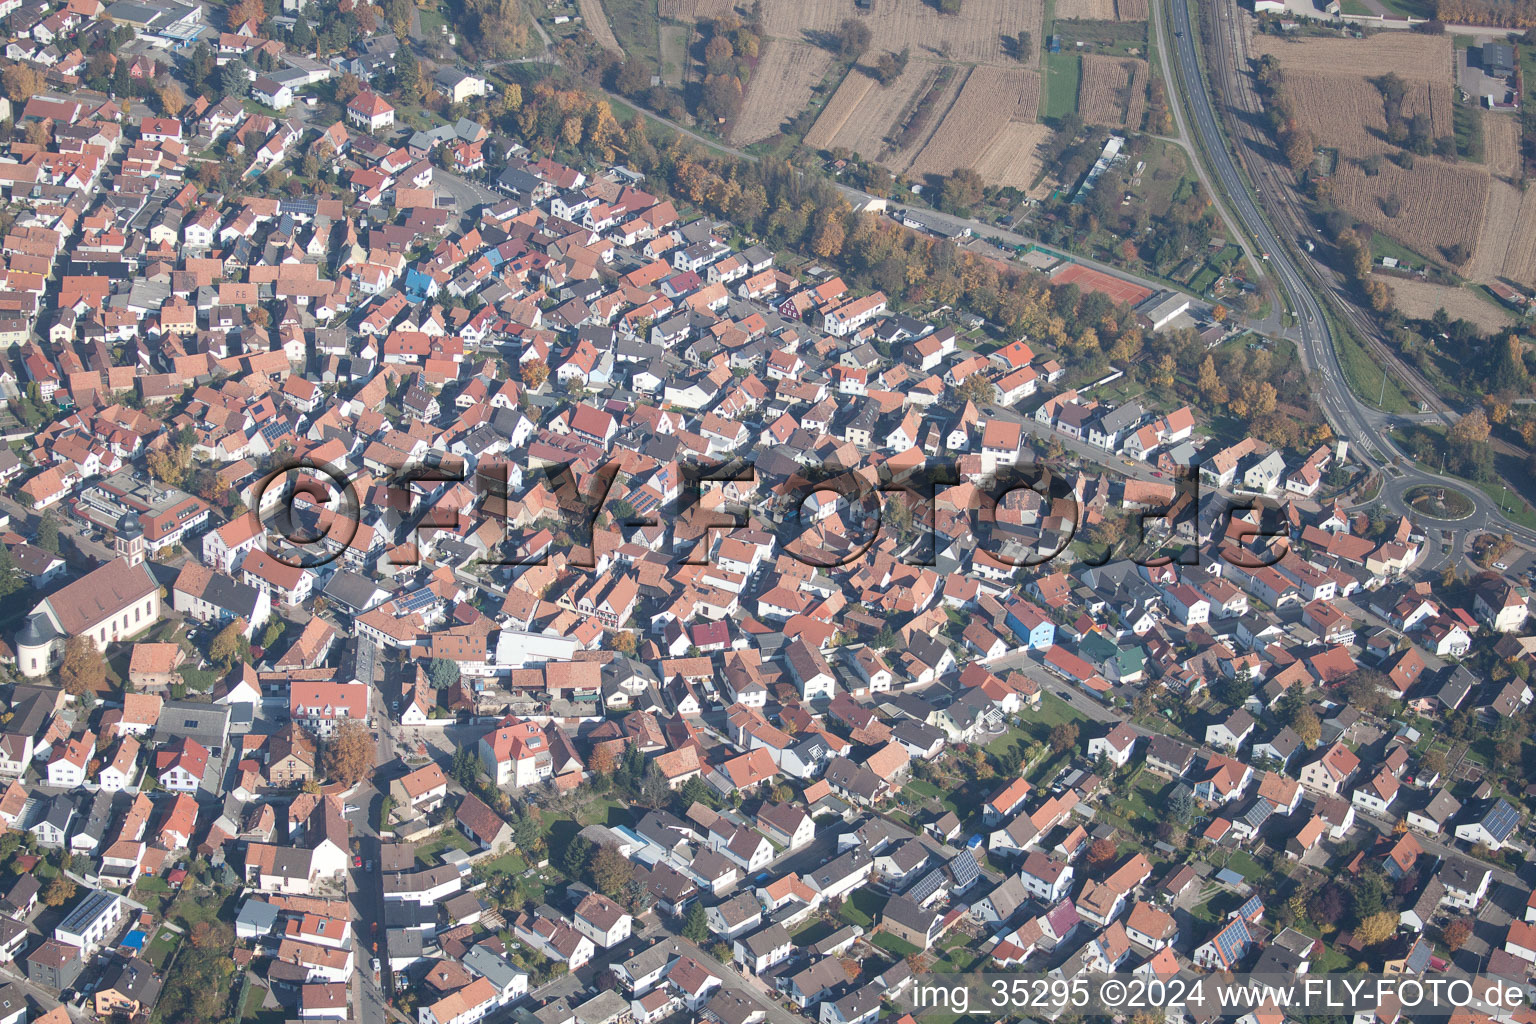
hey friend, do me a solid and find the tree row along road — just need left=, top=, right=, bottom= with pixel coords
left=569, top=78, right=1238, bottom=322
left=1160, top=0, right=1536, bottom=540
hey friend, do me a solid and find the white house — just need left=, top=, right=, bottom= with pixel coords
left=1087, top=723, right=1137, bottom=769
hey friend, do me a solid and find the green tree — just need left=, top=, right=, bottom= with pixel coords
left=679, top=776, right=714, bottom=809
left=395, top=46, right=421, bottom=99
left=682, top=900, right=709, bottom=942
left=35, top=514, right=59, bottom=554
left=1168, top=788, right=1196, bottom=825
left=292, top=14, right=314, bottom=51
left=451, top=744, right=480, bottom=786
left=218, top=60, right=247, bottom=99
left=428, top=659, right=460, bottom=689
left=560, top=835, right=595, bottom=879
left=0, top=546, right=24, bottom=599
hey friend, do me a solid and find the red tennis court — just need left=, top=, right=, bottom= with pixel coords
left=1051, top=263, right=1154, bottom=307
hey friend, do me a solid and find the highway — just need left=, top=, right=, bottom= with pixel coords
left=1159, top=0, right=1536, bottom=543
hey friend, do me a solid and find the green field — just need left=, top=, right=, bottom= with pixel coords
left=1376, top=0, right=1433, bottom=15
left=1369, top=232, right=1433, bottom=271
left=1042, top=52, right=1082, bottom=121
left=1331, top=313, right=1415, bottom=414
left=146, top=928, right=181, bottom=970
left=604, top=0, right=660, bottom=67
left=659, top=24, right=689, bottom=88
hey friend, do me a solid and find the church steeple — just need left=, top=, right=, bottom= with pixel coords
left=115, top=510, right=145, bottom=566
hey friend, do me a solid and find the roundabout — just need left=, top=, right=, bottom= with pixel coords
left=1403, top=484, right=1477, bottom=522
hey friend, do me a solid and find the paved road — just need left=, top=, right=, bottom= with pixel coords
left=1356, top=810, right=1532, bottom=891
left=1161, top=0, right=1536, bottom=543
left=1144, top=1, right=1268, bottom=280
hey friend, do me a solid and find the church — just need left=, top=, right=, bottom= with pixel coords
left=15, top=512, right=162, bottom=678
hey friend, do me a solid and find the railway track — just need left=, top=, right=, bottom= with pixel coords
left=1198, top=0, right=1459, bottom=425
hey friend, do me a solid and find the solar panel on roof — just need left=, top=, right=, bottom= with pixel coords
left=1215, top=918, right=1251, bottom=965
left=904, top=868, right=945, bottom=904
left=948, top=849, right=980, bottom=889
left=1486, top=799, right=1520, bottom=840
left=1235, top=894, right=1263, bottom=921
left=393, top=589, right=435, bottom=614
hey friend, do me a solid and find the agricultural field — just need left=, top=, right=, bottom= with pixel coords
left=1277, top=74, right=1452, bottom=161
left=1254, top=33, right=1489, bottom=267
left=658, top=0, right=731, bottom=20
left=806, top=56, right=1052, bottom=188
left=973, top=121, right=1054, bottom=191
left=1056, top=0, right=1147, bottom=17
left=578, top=0, right=623, bottom=53
left=1056, top=0, right=1116, bottom=18
left=907, top=66, right=1042, bottom=178
left=1078, top=54, right=1147, bottom=128
left=1384, top=277, right=1515, bottom=332
left=1468, top=113, right=1536, bottom=287
left=1250, top=31, right=1455, bottom=79
left=1328, top=157, right=1488, bottom=260
left=750, top=0, right=1043, bottom=66
left=729, top=39, right=834, bottom=145
left=804, top=58, right=956, bottom=171
left=706, top=0, right=1044, bottom=146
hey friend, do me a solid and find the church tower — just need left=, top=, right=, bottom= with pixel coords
left=115, top=510, right=145, bottom=567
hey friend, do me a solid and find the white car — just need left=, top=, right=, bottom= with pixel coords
left=1494, top=562, right=1509, bottom=570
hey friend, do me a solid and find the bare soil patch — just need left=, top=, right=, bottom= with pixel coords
left=1385, top=277, right=1514, bottom=332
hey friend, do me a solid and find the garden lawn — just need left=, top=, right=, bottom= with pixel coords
left=872, top=932, right=921, bottom=957
left=838, top=888, right=883, bottom=928
left=145, top=928, right=180, bottom=970
left=416, top=829, right=476, bottom=865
